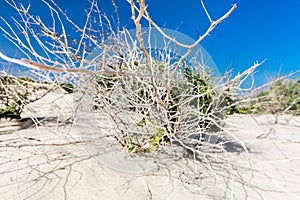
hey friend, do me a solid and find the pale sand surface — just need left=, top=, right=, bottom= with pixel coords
left=0, top=91, right=300, bottom=200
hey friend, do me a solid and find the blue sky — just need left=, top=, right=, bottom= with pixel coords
left=138, top=0, right=300, bottom=82
left=1, top=0, right=299, bottom=85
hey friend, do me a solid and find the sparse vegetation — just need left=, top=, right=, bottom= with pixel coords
left=227, top=78, right=300, bottom=115
left=0, top=76, right=33, bottom=119
left=261, top=78, right=300, bottom=115
left=0, top=75, right=74, bottom=119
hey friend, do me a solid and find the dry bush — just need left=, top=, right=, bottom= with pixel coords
left=0, top=0, right=272, bottom=198
left=89, top=31, right=242, bottom=154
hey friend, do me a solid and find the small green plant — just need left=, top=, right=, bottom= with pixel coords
left=0, top=95, right=22, bottom=119
left=149, top=127, right=167, bottom=151
left=124, top=127, right=167, bottom=153
left=0, top=76, right=29, bottom=119
left=60, top=83, right=74, bottom=94
left=125, top=136, right=136, bottom=153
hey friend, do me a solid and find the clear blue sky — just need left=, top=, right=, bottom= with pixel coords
left=1, top=0, right=299, bottom=85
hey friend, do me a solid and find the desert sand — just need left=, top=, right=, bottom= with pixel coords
left=0, top=91, right=300, bottom=200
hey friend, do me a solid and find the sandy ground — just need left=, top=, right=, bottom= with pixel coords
left=0, top=91, right=300, bottom=200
